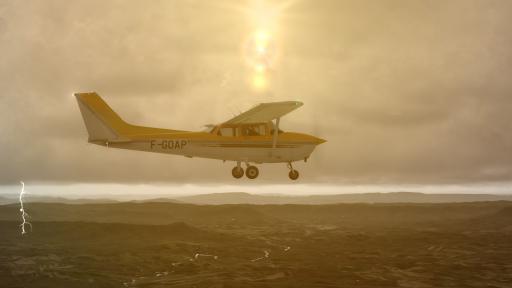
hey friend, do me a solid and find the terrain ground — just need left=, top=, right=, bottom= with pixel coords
left=0, top=201, right=511, bottom=287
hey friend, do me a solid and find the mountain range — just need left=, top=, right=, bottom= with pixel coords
left=1, top=191, right=512, bottom=205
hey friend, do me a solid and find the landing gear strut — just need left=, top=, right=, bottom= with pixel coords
left=232, top=161, right=244, bottom=179
left=287, top=162, right=299, bottom=180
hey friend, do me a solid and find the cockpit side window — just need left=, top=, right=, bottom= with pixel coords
left=214, top=123, right=272, bottom=137
left=241, top=124, right=267, bottom=136
left=243, top=126, right=258, bottom=136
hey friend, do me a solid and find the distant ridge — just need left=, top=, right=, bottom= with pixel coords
left=1, top=192, right=511, bottom=206
left=0, top=194, right=119, bottom=205
left=173, top=192, right=512, bottom=205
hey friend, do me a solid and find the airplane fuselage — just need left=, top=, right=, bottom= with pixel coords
left=91, top=131, right=322, bottom=163
left=75, top=92, right=326, bottom=179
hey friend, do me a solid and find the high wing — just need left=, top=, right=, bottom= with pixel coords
left=223, top=101, right=303, bottom=124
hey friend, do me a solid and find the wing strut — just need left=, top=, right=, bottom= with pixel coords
left=272, top=117, right=280, bottom=148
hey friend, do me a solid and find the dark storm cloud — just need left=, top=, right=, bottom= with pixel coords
left=1, top=0, right=512, bottom=184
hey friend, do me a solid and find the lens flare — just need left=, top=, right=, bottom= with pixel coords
left=243, top=0, right=295, bottom=92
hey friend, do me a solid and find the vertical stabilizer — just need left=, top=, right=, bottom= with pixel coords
left=75, top=92, right=128, bottom=143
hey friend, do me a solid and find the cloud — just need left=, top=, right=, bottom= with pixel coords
left=1, top=0, right=512, bottom=184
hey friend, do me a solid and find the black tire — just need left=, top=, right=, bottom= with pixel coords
left=232, top=166, right=244, bottom=179
left=288, top=170, right=299, bottom=180
left=246, top=166, right=259, bottom=179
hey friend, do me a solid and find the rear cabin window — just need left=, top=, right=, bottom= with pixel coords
left=218, top=127, right=235, bottom=136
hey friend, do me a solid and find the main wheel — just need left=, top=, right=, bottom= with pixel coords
left=288, top=169, right=299, bottom=180
left=246, top=166, right=259, bottom=179
left=232, top=166, right=244, bottom=179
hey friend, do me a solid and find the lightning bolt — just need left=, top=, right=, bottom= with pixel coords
left=251, top=250, right=270, bottom=262
left=19, top=181, right=32, bottom=235
left=194, top=253, right=218, bottom=260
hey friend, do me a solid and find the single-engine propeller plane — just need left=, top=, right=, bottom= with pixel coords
left=75, top=92, right=326, bottom=180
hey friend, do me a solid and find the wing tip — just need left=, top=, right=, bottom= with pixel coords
left=74, top=92, right=98, bottom=100
left=260, top=100, right=303, bottom=105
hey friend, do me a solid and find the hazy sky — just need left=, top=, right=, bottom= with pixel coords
left=1, top=0, right=512, bottom=185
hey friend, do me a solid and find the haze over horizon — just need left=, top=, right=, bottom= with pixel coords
left=1, top=183, right=512, bottom=200
left=2, top=0, right=512, bottom=188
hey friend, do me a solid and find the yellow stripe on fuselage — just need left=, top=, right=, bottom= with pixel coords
left=127, top=132, right=324, bottom=145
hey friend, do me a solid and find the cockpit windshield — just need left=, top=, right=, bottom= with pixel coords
left=202, top=125, right=216, bottom=133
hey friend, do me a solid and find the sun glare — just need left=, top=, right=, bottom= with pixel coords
left=252, top=72, right=267, bottom=90
left=255, top=30, right=270, bottom=44
left=242, top=1, right=284, bottom=92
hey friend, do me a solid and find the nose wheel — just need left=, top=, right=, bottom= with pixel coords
left=287, top=162, right=299, bottom=180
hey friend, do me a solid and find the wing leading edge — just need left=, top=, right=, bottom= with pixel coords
left=223, top=101, right=303, bottom=124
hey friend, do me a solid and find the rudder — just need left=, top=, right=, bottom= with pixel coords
left=75, top=92, right=129, bottom=143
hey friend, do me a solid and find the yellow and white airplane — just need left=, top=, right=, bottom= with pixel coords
left=75, top=92, right=326, bottom=180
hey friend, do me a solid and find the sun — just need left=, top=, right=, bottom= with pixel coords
left=252, top=72, right=267, bottom=90
left=238, top=0, right=296, bottom=92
